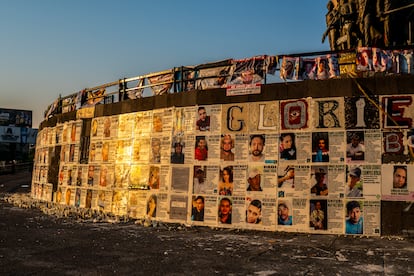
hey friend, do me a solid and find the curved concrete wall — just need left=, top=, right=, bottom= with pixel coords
left=33, top=75, right=414, bottom=236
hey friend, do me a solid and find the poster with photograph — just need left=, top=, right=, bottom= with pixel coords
left=381, top=164, right=413, bottom=201
left=344, top=165, right=363, bottom=198
left=62, top=122, right=70, bottom=144
left=96, top=190, right=113, bottom=213
left=219, top=134, right=235, bottom=162
left=172, top=106, right=195, bottom=135
left=299, top=58, right=316, bottom=80
left=408, top=128, right=414, bottom=164
left=346, top=131, right=366, bottom=163
left=68, top=144, right=79, bottom=163
left=102, top=116, right=113, bottom=139
left=98, top=164, right=114, bottom=189
left=129, top=164, right=149, bottom=189
left=90, top=117, right=102, bottom=139
left=246, top=165, right=264, bottom=193
left=152, top=108, right=173, bottom=134
left=344, top=200, right=364, bottom=235
left=310, top=166, right=329, bottom=197
left=128, top=190, right=149, bottom=219
left=82, top=189, right=93, bottom=209
left=113, top=163, right=130, bottom=189
left=112, top=190, right=129, bottom=216
left=145, top=193, right=160, bottom=219
left=311, top=132, right=330, bottom=163
left=245, top=196, right=269, bottom=229
left=101, top=140, right=115, bottom=163
left=277, top=198, right=293, bottom=228
left=147, top=165, right=161, bottom=190
left=149, top=137, right=161, bottom=163
left=190, top=195, right=206, bottom=223
left=195, top=105, right=221, bottom=134
left=194, top=135, right=209, bottom=162
left=193, top=195, right=218, bottom=226
left=278, top=133, right=297, bottom=162
left=217, top=196, right=233, bottom=227
left=131, top=138, right=150, bottom=163
left=151, top=111, right=164, bottom=134
left=116, top=139, right=132, bottom=163
left=170, top=136, right=185, bottom=164
left=309, top=199, right=327, bottom=231
left=218, top=165, right=234, bottom=196
left=118, top=113, right=135, bottom=138
left=134, top=111, right=152, bottom=135
left=247, top=134, right=267, bottom=163
left=277, top=165, right=310, bottom=198
left=70, top=120, right=82, bottom=143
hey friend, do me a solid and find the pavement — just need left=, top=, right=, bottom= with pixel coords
left=0, top=170, right=32, bottom=193
left=1, top=171, right=414, bottom=275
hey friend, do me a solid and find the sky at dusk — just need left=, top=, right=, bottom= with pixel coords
left=0, top=0, right=330, bottom=128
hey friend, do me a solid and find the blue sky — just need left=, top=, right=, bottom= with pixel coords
left=0, top=0, right=330, bottom=127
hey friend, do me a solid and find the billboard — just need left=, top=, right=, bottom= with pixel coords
left=0, top=108, right=32, bottom=128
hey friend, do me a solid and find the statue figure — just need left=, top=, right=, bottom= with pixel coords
left=322, top=1, right=341, bottom=50
left=356, top=0, right=382, bottom=46
left=324, top=0, right=414, bottom=49
left=376, top=0, right=394, bottom=47
left=337, top=0, right=359, bottom=50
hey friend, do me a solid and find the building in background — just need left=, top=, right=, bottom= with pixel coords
left=0, top=108, right=37, bottom=172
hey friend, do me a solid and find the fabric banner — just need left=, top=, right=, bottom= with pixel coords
left=356, top=47, right=413, bottom=74
left=298, top=55, right=339, bottom=80
left=326, top=54, right=340, bottom=78
left=80, top=88, right=106, bottom=107
left=314, top=56, right=330, bottom=80
left=229, top=56, right=266, bottom=85
left=280, top=57, right=299, bottom=80
left=148, top=72, right=173, bottom=96
left=44, top=99, right=59, bottom=119
left=174, top=68, right=196, bottom=92
left=196, top=65, right=233, bottom=90
left=299, top=58, right=316, bottom=80
left=62, top=93, right=81, bottom=113
left=127, top=78, right=145, bottom=99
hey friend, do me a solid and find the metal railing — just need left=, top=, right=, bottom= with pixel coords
left=46, top=45, right=414, bottom=120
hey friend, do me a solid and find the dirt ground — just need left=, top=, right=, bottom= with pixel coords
left=1, top=172, right=413, bottom=275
